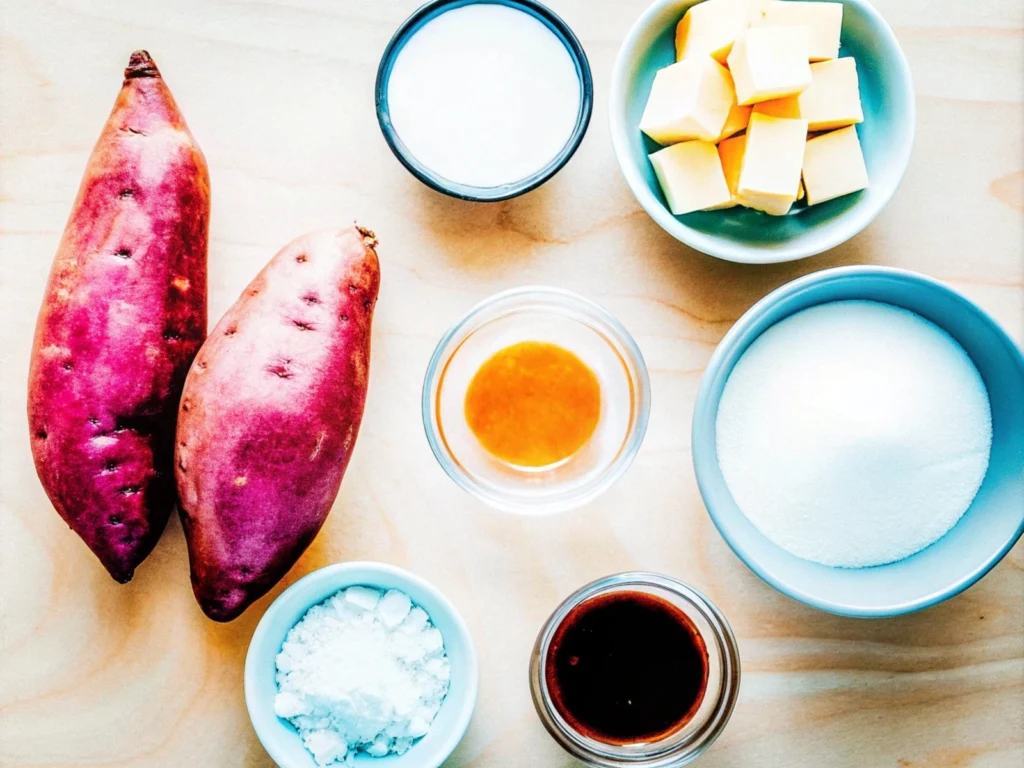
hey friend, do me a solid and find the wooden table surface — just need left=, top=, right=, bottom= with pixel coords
left=2, top=1, right=1022, bottom=766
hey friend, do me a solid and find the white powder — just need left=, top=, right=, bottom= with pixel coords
left=274, top=586, right=451, bottom=767
left=716, top=301, right=992, bottom=568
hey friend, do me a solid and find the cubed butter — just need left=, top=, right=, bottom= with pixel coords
left=760, top=1, right=843, bottom=61
left=718, top=133, right=802, bottom=209
left=676, top=0, right=765, bottom=63
left=640, top=57, right=736, bottom=144
left=737, top=113, right=808, bottom=215
left=718, top=99, right=752, bottom=140
left=717, top=133, right=746, bottom=206
left=798, top=57, right=863, bottom=131
left=727, top=26, right=811, bottom=105
left=801, top=125, right=868, bottom=205
left=650, top=140, right=733, bottom=214
left=752, top=94, right=802, bottom=119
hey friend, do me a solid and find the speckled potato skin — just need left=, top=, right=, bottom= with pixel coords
left=176, top=228, right=380, bottom=622
left=27, top=51, right=210, bottom=584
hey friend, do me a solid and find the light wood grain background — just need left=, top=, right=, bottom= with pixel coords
left=1, top=1, right=1022, bottom=766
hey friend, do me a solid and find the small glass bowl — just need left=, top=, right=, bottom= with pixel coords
left=422, top=287, right=650, bottom=514
left=375, top=0, right=594, bottom=202
left=530, top=573, right=741, bottom=768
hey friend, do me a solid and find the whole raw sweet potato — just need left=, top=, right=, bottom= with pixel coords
left=27, top=51, right=209, bottom=583
left=175, top=228, right=380, bottom=621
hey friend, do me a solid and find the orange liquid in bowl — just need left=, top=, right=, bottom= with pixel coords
left=464, top=341, right=601, bottom=468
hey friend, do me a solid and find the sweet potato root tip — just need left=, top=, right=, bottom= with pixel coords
left=354, top=224, right=378, bottom=249
left=125, top=50, right=160, bottom=79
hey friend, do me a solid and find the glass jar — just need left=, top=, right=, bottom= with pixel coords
left=529, top=572, right=741, bottom=767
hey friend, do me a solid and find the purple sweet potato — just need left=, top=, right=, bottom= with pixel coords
left=175, top=228, right=380, bottom=621
left=27, top=51, right=209, bottom=583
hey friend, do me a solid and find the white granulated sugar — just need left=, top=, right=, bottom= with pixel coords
left=716, top=301, right=992, bottom=568
left=274, top=586, right=451, bottom=767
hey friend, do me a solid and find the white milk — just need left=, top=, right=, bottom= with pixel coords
left=387, top=4, right=582, bottom=189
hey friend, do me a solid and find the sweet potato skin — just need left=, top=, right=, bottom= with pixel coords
left=27, top=51, right=209, bottom=583
left=176, top=228, right=380, bottom=621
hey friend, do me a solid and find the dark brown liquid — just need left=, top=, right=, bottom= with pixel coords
left=545, top=590, right=709, bottom=745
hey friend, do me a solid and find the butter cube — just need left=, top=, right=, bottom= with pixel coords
left=760, top=1, right=843, bottom=61
left=650, top=140, right=733, bottom=214
left=718, top=133, right=802, bottom=209
left=718, top=101, right=752, bottom=140
left=675, top=0, right=761, bottom=63
left=738, top=113, right=808, bottom=215
left=801, top=126, right=868, bottom=205
left=798, top=57, right=863, bottom=131
left=640, top=57, right=736, bottom=144
left=717, top=133, right=746, bottom=206
left=752, top=94, right=802, bottom=119
left=727, top=26, right=811, bottom=105
left=719, top=133, right=804, bottom=209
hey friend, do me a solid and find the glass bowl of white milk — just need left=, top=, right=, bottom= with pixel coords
left=376, top=0, right=593, bottom=201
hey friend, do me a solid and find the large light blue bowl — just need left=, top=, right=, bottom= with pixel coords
left=610, top=0, right=915, bottom=263
left=692, top=267, right=1024, bottom=617
left=245, top=562, right=479, bottom=767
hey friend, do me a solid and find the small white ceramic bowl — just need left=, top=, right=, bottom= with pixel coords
left=610, top=0, right=915, bottom=263
left=245, top=562, right=479, bottom=768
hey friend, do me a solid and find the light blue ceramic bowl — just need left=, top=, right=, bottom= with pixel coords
left=610, top=0, right=915, bottom=263
left=245, top=562, right=479, bottom=767
left=692, top=267, right=1024, bottom=617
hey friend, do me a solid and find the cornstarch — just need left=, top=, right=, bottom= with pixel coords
left=274, top=586, right=450, bottom=766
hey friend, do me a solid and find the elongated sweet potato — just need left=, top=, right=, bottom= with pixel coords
left=27, top=51, right=209, bottom=583
left=175, top=228, right=380, bottom=621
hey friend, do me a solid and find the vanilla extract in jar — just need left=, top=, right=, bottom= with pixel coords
left=530, top=573, right=740, bottom=768
left=547, top=591, right=708, bottom=744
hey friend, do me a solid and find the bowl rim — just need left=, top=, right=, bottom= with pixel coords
left=691, top=265, right=1024, bottom=617
left=608, top=0, right=916, bottom=264
left=375, top=0, right=594, bottom=202
left=421, top=285, right=652, bottom=514
left=244, top=561, right=480, bottom=767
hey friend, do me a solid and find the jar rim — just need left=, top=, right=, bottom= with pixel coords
left=529, top=572, right=741, bottom=767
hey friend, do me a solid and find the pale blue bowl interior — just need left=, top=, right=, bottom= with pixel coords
left=692, top=267, right=1024, bottom=617
left=611, top=0, right=915, bottom=262
left=245, top=563, right=478, bottom=767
